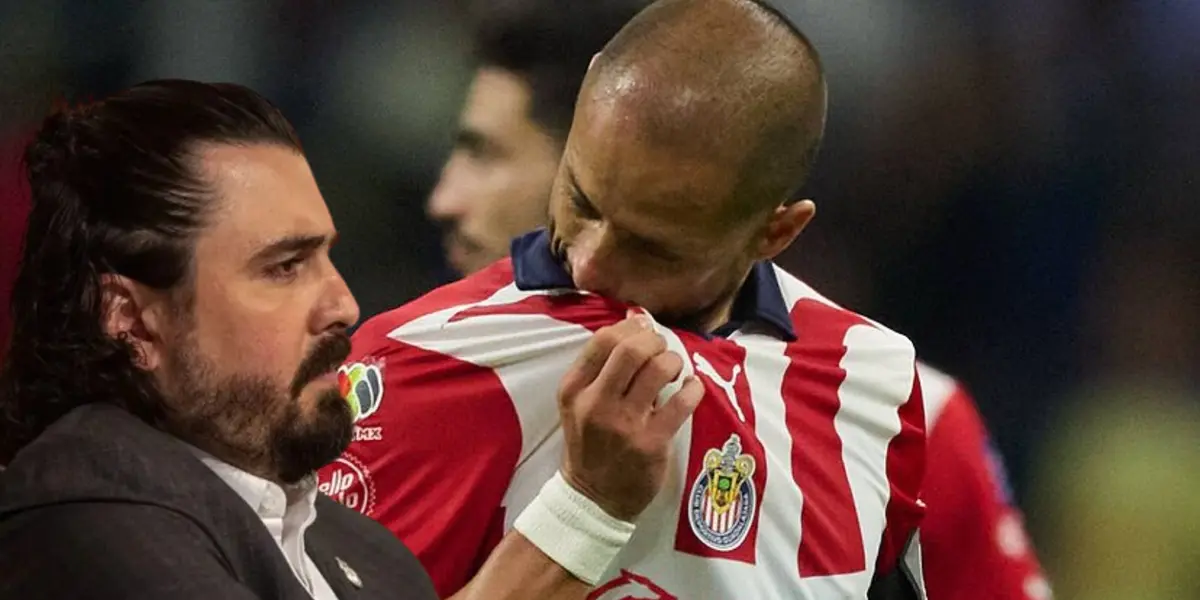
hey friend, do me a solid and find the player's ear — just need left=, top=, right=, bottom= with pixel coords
left=754, top=199, right=815, bottom=261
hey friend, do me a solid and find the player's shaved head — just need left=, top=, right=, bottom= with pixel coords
left=584, top=0, right=826, bottom=220
left=548, top=0, right=828, bottom=332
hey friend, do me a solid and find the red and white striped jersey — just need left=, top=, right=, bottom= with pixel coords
left=319, top=231, right=927, bottom=599
left=918, top=365, right=1051, bottom=600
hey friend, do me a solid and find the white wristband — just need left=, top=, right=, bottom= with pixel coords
left=513, top=471, right=636, bottom=585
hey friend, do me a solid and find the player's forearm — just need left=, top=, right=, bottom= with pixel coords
left=450, top=470, right=638, bottom=600
left=448, top=532, right=592, bottom=600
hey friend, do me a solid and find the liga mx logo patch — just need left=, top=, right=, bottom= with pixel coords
left=688, top=433, right=757, bottom=551
left=338, top=362, right=383, bottom=422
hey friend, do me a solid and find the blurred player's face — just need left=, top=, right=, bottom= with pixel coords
left=547, top=96, right=774, bottom=331
left=154, top=144, right=360, bottom=483
left=428, top=68, right=562, bottom=275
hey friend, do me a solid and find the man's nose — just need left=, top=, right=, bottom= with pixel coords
left=427, top=162, right=469, bottom=222
left=318, top=264, right=361, bottom=332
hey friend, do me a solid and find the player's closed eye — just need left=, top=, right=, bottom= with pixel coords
left=569, top=191, right=602, bottom=220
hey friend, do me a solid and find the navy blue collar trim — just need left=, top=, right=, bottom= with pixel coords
left=510, top=229, right=796, bottom=341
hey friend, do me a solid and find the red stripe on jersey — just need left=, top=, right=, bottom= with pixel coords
left=673, top=337, right=767, bottom=564
left=876, top=371, right=926, bottom=573
left=783, top=299, right=867, bottom=577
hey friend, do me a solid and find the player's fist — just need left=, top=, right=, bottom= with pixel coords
left=557, top=311, right=704, bottom=522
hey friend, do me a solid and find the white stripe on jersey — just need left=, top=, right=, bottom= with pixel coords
left=838, top=325, right=916, bottom=566
left=388, top=284, right=593, bottom=370
left=740, top=335, right=808, bottom=597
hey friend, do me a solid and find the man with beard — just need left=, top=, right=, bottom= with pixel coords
left=0, top=80, right=699, bottom=600
left=418, top=0, right=1049, bottom=598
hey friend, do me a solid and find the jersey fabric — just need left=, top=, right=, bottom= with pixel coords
left=319, top=230, right=928, bottom=599
left=917, top=365, right=1051, bottom=600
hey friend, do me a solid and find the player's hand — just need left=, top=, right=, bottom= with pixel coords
left=557, top=310, right=704, bottom=522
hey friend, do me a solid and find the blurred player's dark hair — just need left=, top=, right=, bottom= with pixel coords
left=469, top=0, right=651, bottom=140
left=0, top=80, right=302, bottom=463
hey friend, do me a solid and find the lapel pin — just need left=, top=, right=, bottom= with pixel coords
left=336, top=557, right=362, bottom=589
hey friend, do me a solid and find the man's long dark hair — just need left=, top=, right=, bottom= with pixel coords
left=0, top=80, right=303, bottom=464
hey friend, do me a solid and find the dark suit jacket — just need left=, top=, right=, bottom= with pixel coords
left=0, top=404, right=438, bottom=600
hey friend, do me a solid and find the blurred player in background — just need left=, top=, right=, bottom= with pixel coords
left=427, top=0, right=643, bottom=276
left=425, top=0, right=1048, bottom=598
left=327, top=0, right=929, bottom=598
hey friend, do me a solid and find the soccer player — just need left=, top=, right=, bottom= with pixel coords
left=425, top=1, right=1048, bottom=598
left=324, top=1, right=927, bottom=598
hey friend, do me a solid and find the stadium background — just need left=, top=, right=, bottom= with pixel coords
left=1, top=1, right=1196, bottom=596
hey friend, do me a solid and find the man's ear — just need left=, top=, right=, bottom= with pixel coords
left=755, top=199, right=816, bottom=261
left=100, top=274, right=170, bottom=371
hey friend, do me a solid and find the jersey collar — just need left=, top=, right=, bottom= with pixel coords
left=510, top=229, right=796, bottom=341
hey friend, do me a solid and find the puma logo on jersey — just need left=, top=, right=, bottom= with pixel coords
left=588, top=570, right=676, bottom=600
left=692, top=352, right=745, bottom=421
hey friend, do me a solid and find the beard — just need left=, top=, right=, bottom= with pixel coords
left=161, top=330, right=354, bottom=484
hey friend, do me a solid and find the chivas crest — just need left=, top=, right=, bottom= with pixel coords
left=688, top=433, right=757, bottom=551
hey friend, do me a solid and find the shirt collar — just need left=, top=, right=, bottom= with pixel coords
left=510, top=229, right=796, bottom=341
left=183, top=443, right=318, bottom=520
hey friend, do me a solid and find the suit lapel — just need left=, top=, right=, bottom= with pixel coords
left=307, top=524, right=362, bottom=599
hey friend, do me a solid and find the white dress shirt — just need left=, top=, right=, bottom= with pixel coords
left=188, top=446, right=340, bottom=600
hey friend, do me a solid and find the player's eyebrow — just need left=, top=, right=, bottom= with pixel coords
left=251, top=233, right=332, bottom=264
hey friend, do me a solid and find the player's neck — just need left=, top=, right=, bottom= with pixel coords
left=692, top=270, right=750, bottom=334
left=695, top=299, right=736, bottom=334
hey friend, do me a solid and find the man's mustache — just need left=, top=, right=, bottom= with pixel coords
left=290, top=332, right=352, bottom=398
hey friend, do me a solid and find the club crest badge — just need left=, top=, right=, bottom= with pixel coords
left=688, top=433, right=757, bottom=551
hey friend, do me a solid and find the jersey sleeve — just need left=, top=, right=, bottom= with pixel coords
left=318, top=315, right=524, bottom=598
left=319, top=284, right=624, bottom=598
left=920, top=384, right=1048, bottom=600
